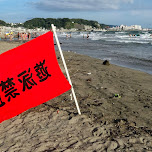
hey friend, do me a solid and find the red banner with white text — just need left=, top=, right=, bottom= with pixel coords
left=0, top=31, right=71, bottom=123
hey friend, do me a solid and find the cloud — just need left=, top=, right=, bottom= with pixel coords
left=130, top=10, right=152, bottom=18
left=31, top=0, right=134, bottom=11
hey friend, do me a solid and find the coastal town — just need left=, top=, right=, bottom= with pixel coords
left=0, top=22, right=152, bottom=41
left=0, top=26, right=49, bottom=40
left=108, top=24, right=150, bottom=31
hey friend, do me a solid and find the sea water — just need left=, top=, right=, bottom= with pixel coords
left=56, top=31, right=152, bottom=75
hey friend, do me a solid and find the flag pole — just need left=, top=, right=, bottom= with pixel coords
left=51, top=24, right=81, bottom=115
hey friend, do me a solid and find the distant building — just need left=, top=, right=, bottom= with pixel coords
left=109, top=24, right=142, bottom=31
left=133, top=25, right=142, bottom=30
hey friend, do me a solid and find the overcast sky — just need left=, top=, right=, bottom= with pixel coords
left=0, top=0, right=152, bottom=28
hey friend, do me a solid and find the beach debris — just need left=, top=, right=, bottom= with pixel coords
left=54, top=42, right=62, bottom=45
left=103, top=60, right=110, bottom=65
left=114, top=94, right=121, bottom=98
left=57, top=110, right=59, bottom=114
left=86, top=78, right=92, bottom=82
left=70, top=93, right=73, bottom=100
left=87, top=72, right=91, bottom=75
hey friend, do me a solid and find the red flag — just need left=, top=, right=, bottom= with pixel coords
left=0, top=31, right=71, bottom=123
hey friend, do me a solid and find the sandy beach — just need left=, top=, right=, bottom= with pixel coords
left=0, top=41, right=152, bottom=152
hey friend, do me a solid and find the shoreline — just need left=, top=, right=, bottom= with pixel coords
left=1, top=40, right=152, bottom=75
left=57, top=31, right=152, bottom=76
left=65, top=50, right=152, bottom=76
left=0, top=41, right=152, bottom=151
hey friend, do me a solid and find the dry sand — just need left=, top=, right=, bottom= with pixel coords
left=0, top=41, right=152, bottom=152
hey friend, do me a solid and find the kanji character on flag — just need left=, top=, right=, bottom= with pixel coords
left=0, top=31, right=71, bottom=123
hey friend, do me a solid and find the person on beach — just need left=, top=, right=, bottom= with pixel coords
left=22, top=33, right=26, bottom=40
left=20, top=33, right=23, bottom=40
left=5, top=33, right=7, bottom=39
left=87, top=34, right=89, bottom=39
left=10, top=34, right=13, bottom=41
left=17, top=32, right=20, bottom=40
left=66, top=34, right=69, bottom=39
left=32, top=32, right=35, bottom=38
left=27, top=33, right=31, bottom=40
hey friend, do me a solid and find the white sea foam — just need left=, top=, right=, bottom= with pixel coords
left=58, top=31, right=152, bottom=45
left=56, top=30, right=152, bottom=74
left=90, top=31, right=152, bottom=44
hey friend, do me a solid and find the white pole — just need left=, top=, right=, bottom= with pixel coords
left=51, top=24, right=81, bottom=115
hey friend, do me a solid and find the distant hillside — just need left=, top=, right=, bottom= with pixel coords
left=0, top=18, right=109, bottom=30
left=0, top=19, right=12, bottom=26
left=0, top=20, right=6, bottom=26
left=23, top=18, right=108, bottom=30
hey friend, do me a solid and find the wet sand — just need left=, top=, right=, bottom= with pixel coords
left=0, top=41, right=152, bottom=151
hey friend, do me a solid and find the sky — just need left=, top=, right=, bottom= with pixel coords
left=0, top=0, right=152, bottom=28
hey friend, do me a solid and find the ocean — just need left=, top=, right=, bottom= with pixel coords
left=56, top=31, right=152, bottom=75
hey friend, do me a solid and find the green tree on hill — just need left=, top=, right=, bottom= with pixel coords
left=71, top=18, right=100, bottom=28
left=0, top=20, right=6, bottom=26
left=0, top=18, right=109, bottom=30
left=23, top=18, right=105, bottom=30
left=24, top=18, right=46, bottom=29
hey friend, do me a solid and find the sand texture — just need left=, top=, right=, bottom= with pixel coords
left=0, top=41, right=152, bottom=152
